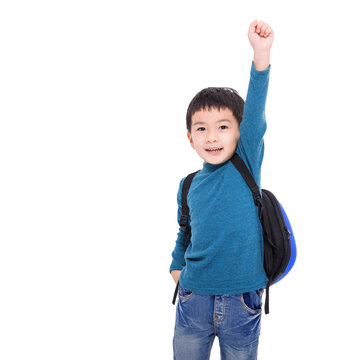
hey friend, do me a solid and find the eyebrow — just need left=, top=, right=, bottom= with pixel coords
left=192, top=119, right=232, bottom=126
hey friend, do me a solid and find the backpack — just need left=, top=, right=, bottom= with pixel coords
left=171, top=152, right=297, bottom=314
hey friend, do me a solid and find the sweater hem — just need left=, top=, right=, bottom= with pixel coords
left=179, top=279, right=268, bottom=295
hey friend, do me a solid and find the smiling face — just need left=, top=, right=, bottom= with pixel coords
left=187, top=106, right=240, bottom=165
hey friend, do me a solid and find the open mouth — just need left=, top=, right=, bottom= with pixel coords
left=206, top=147, right=223, bottom=154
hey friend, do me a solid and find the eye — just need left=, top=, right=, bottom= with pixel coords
left=219, top=125, right=228, bottom=130
left=196, top=127, right=205, bottom=131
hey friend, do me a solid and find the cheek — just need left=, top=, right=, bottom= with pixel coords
left=193, top=133, right=204, bottom=144
left=191, top=134, right=202, bottom=148
left=223, top=132, right=237, bottom=143
left=226, top=134, right=239, bottom=149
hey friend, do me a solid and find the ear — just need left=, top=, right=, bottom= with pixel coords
left=187, top=131, right=195, bottom=149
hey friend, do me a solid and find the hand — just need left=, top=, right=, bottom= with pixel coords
left=171, top=270, right=181, bottom=284
left=248, top=20, right=274, bottom=52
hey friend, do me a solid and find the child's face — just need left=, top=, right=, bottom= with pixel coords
left=187, top=107, right=240, bottom=165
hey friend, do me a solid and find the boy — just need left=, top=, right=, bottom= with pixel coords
left=169, top=20, right=274, bottom=360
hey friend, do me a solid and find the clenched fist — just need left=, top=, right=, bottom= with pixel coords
left=248, top=19, right=274, bottom=52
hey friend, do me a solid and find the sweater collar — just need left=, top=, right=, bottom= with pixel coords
left=201, top=159, right=229, bottom=173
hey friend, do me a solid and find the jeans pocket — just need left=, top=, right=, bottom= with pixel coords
left=239, top=288, right=264, bottom=314
left=178, top=283, right=195, bottom=301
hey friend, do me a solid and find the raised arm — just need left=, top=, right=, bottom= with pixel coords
left=236, top=20, right=274, bottom=184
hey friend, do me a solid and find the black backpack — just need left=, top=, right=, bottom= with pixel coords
left=172, top=152, right=296, bottom=314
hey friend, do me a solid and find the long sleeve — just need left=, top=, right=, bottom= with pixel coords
left=236, top=60, right=271, bottom=186
left=169, top=177, right=187, bottom=273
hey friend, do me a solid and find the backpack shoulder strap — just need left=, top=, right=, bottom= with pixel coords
left=172, top=170, right=199, bottom=306
left=230, top=153, right=262, bottom=205
left=230, top=153, right=272, bottom=313
left=180, top=170, right=199, bottom=230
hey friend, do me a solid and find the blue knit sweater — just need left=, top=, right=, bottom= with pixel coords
left=169, top=61, right=271, bottom=295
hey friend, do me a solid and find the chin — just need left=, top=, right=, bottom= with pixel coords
left=204, top=156, right=226, bottom=165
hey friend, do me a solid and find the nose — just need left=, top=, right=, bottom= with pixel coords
left=206, top=129, right=218, bottom=143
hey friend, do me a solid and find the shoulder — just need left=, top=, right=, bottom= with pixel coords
left=179, top=176, right=186, bottom=190
left=177, top=170, right=200, bottom=198
left=176, top=176, right=186, bottom=201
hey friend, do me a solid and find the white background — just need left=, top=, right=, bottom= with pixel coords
left=1, top=0, right=357, bottom=359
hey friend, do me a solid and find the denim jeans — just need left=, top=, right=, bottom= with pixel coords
left=173, top=282, right=264, bottom=360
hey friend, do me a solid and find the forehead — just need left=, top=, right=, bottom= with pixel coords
left=192, top=107, right=235, bottom=125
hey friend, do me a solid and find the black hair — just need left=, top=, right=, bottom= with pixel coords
left=186, top=87, right=245, bottom=133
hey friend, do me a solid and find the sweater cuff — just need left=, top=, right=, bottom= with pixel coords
left=169, top=263, right=184, bottom=273
left=251, top=60, right=271, bottom=76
